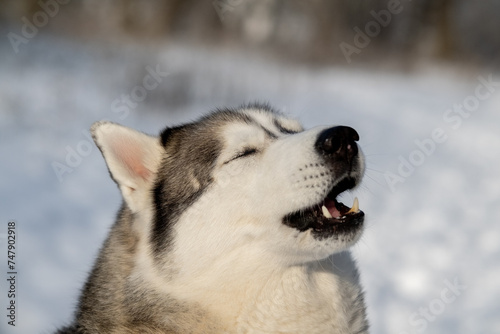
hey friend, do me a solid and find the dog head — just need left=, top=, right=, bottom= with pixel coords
left=92, top=105, right=365, bottom=269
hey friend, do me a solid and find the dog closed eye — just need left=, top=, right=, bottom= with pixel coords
left=226, top=148, right=258, bottom=164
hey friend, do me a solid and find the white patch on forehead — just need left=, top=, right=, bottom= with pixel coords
left=275, top=115, right=304, bottom=133
left=244, top=108, right=303, bottom=135
left=244, top=109, right=278, bottom=130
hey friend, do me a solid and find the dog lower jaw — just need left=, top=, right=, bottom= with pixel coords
left=282, top=198, right=364, bottom=241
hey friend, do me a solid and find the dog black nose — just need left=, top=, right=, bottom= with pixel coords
left=315, top=126, right=359, bottom=160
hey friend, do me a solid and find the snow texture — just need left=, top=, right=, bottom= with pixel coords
left=1, top=35, right=499, bottom=334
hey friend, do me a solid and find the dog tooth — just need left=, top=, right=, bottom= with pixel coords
left=346, top=197, right=360, bottom=214
left=321, top=205, right=333, bottom=219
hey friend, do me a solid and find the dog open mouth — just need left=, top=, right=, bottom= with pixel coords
left=283, top=177, right=364, bottom=239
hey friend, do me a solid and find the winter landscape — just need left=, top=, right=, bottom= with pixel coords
left=1, top=4, right=500, bottom=332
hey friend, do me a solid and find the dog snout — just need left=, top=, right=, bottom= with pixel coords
left=315, top=126, right=359, bottom=163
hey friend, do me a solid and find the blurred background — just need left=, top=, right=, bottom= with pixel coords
left=1, top=1, right=499, bottom=333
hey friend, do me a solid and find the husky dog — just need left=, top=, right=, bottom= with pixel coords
left=57, top=104, right=369, bottom=334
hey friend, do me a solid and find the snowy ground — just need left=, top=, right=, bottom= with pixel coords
left=1, top=35, right=499, bottom=334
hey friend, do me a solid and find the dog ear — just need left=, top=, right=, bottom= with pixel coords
left=91, top=121, right=163, bottom=211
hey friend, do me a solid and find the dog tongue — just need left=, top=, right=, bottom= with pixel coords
left=323, top=198, right=341, bottom=218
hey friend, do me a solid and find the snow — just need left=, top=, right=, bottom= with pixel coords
left=1, top=35, right=499, bottom=333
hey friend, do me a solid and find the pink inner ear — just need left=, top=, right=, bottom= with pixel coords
left=112, top=138, right=151, bottom=181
